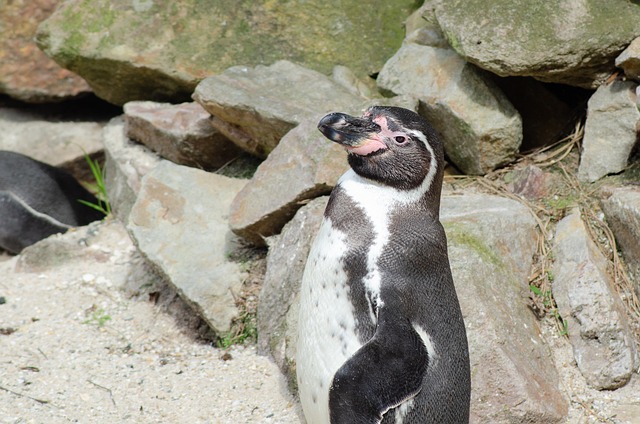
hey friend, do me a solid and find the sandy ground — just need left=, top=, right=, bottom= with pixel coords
left=2, top=219, right=640, bottom=424
left=0, top=220, right=303, bottom=424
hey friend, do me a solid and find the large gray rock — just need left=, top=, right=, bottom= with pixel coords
left=127, top=160, right=248, bottom=334
left=193, top=61, right=364, bottom=158
left=123, top=101, right=243, bottom=170
left=36, top=0, right=415, bottom=105
left=434, top=0, right=640, bottom=88
left=442, top=194, right=568, bottom=423
left=260, top=192, right=568, bottom=422
left=601, top=186, right=640, bottom=289
left=258, top=196, right=328, bottom=389
left=0, top=0, right=90, bottom=102
left=552, top=210, right=637, bottom=390
left=377, top=43, right=522, bottom=175
left=228, top=117, right=348, bottom=246
left=578, top=80, right=640, bottom=182
left=103, top=117, right=161, bottom=220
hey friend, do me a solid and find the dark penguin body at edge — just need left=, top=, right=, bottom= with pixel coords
left=0, top=150, right=103, bottom=253
left=296, top=106, right=471, bottom=423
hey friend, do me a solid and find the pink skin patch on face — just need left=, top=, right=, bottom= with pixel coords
left=345, top=115, right=409, bottom=156
left=345, top=139, right=387, bottom=155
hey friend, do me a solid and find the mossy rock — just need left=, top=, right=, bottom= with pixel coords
left=435, top=0, right=640, bottom=88
left=36, top=0, right=417, bottom=105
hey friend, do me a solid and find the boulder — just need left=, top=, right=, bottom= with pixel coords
left=36, top=0, right=416, bottom=105
left=434, top=0, right=640, bottom=88
left=260, top=192, right=568, bottom=422
left=442, top=194, right=568, bottom=423
left=600, top=186, right=640, bottom=288
left=552, top=210, right=637, bottom=390
left=127, top=160, right=248, bottom=334
left=228, top=117, right=348, bottom=246
left=103, top=117, right=161, bottom=219
left=0, top=0, right=90, bottom=102
left=258, top=196, right=329, bottom=389
left=578, top=80, right=640, bottom=182
left=123, top=101, right=243, bottom=170
left=378, top=43, right=522, bottom=175
left=193, top=61, right=364, bottom=158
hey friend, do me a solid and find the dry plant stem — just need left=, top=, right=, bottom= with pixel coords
left=88, top=379, right=117, bottom=407
left=447, top=119, right=640, bottom=343
left=0, top=385, right=50, bottom=405
left=582, top=207, right=640, bottom=318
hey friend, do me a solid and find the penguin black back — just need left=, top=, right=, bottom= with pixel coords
left=297, top=106, right=470, bottom=423
left=0, top=151, right=104, bottom=253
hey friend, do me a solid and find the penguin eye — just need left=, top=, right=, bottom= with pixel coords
left=394, top=136, right=408, bottom=145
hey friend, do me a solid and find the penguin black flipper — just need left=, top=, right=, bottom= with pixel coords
left=329, top=306, right=428, bottom=424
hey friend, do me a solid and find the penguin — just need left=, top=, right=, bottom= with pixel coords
left=296, top=106, right=470, bottom=423
left=0, top=150, right=104, bottom=254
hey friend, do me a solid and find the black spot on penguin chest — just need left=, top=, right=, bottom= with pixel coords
left=324, top=186, right=377, bottom=342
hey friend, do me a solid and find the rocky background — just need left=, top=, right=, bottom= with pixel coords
left=1, top=0, right=640, bottom=423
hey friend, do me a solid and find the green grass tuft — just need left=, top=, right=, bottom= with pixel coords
left=82, top=307, right=112, bottom=328
left=78, top=152, right=111, bottom=216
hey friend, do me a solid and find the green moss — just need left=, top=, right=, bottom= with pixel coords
left=544, top=194, right=578, bottom=212
left=42, top=0, right=418, bottom=103
left=445, top=222, right=502, bottom=267
left=66, top=31, right=85, bottom=52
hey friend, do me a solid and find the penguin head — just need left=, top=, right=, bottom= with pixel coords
left=318, top=106, right=443, bottom=191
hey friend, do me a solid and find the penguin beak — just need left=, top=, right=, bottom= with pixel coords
left=317, top=112, right=387, bottom=156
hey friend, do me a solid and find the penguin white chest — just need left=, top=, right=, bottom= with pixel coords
left=296, top=217, right=363, bottom=424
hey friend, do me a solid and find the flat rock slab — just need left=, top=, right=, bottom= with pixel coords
left=552, top=210, right=637, bottom=390
left=441, top=194, right=568, bottom=423
left=36, top=0, right=415, bottom=105
left=377, top=43, right=522, bottom=175
left=193, top=61, right=364, bottom=158
left=228, top=117, right=348, bottom=246
left=124, top=101, right=243, bottom=170
left=0, top=0, right=90, bottom=102
left=127, top=160, right=248, bottom=334
left=578, top=80, right=640, bottom=182
left=601, top=186, right=640, bottom=285
left=434, top=0, right=640, bottom=88
left=0, top=105, right=104, bottom=180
